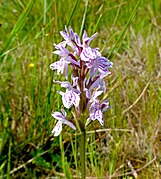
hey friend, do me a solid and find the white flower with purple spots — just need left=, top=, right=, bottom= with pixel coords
left=59, top=90, right=80, bottom=109
left=54, top=78, right=81, bottom=109
left=51, top=109, right=76, bottom=136
left=50, top=42, right=80, bottom=77
left=88, top=77, right=106, bottom=93
left=80, top=47, right=101, bottom=62
left=88, top=99, right=110, bottom=126
left=50, top=42, right=69, bottom=75
left=50, top=26, right=113, bottom=136
left=89, top=57, right=113, bottom=78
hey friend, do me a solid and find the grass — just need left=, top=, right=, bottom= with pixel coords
left=0, top=0, right=161, bottom=178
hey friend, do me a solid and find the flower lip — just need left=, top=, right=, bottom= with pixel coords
left=52, top=120, right=62, bottom=136
left=80, top=47, right=101, bottom=62
left=50, top=59, right=65, bottom=74
left=59, top=90, right=80, bottom=109
left=87, top=97, right=111, bottom=126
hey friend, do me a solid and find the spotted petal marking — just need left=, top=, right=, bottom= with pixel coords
left=50, top=59, right=65, bottom=74
left=60, top=90, right=80, bottom=109
left=80, top=47, right=101, bottom=62
left=94, top=109, right=103, bottom=126
left=52, top=120, right=62, bottom=136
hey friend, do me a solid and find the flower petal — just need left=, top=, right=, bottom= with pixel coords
left=51, top=109, right=76, bottom=135
left=72, top=76, right=79, bottom=87
left=80, top=47, right=101, bottom=62
left=51, top=111, right=65, bottom=121
left=72, top=92, right=80, bottom=107
left=82, top=30, right=87, bottom=41
left=89, top=77, right=106, bottom=91
left=91, top=90, right=103, bottom=100
left=50, top=59, right=65, bottom=74
left=83, top=32, right=98, bottom=46
left=59, top=90, right=80, bottom=109
left=61, top=108, right=67, bottom=117
left=94, top=110, right=104, bottom=126
left=59, top=91, right=73, bottom=109
left=55, top=80, right=72, bottom=88
left=52, top=121, right=62, bottom=136
left=97, top=57, right=113, bottom=74
left=60, top=31, right=70, bottom=41
left=101, top=100, right=110, bottom=112
left=63, top=120, right=76, bottom=130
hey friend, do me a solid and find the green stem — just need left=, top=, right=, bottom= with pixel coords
left=80, top=127, right=86, bottom=179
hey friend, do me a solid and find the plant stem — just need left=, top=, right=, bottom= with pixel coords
left=80, top=127, right=86, bottom=179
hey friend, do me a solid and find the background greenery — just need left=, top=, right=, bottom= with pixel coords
left=0, top=0, right=161, bottom=178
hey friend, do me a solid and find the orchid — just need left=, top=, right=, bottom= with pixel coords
left=88, top=99, right=110, bottom=126
left=80, top=47, right=101, bottom=62
left=50, top=26, right=113, bottom=136
left=54, top=78, right=81, bottom=109
left=51, top=109, right=76, bottom=136
left=89, top=57, right=113, bottom=78
left=59, top=90, right=80, bottom=109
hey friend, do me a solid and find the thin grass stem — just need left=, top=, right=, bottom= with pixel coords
left=80, top=128, right=86, bottom=179
left=79, top=0, right=88, bottom=37
left=108, top=0, right=142, bottom=60
left=67, top=0, right=80, bottom=27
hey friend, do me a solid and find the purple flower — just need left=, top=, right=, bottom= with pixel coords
left=50, top=42, right=70, bottom=75
left=75, top=30, right=98, bottom=48
left=60, top=27, right=99, bottom=57
left=60, top=26, right=81, bottom=54
left=53, top=42, right=68, bottom=56
left=88, top=77, right=106, bottom=93
left=50, top=42, right=80, bottom=77
left=51, top=109, right=76, bottom=136
left=86, top=90, right=103, bottom=101
left=59, top=90, right=80, bottom=109
left=96, top=57, right=113, bottom=74
left=54, top=77, right=81, bottom=94
left=80, top=47, right=101, bottom=62
left=50, top=58, right=66, bottom=75
left=88, top=99, right=110, bottom=126
left=54, top=78, right=81, bottom=109
left=88, top=57, right=113, bottom=78
left=50, top=27, right=113, bottom=136
left=60, top=26, right=75, bottom=42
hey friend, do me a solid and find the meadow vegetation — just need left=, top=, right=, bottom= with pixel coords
left=0, top=0, right=161, bottom=178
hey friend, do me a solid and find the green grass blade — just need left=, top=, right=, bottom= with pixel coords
left=1, top=0, right=35, bottom=59
left=108, top=0, right=142, bottom=60
left=0, top=160, right=6, bottom=176
left=1, top=0, right=55, bottom=58
left=79, top=0, right=88, bottom=37
left=66, top=0, right=80, bottom=27
left=93, top=14, right=102, bottom=34
left=59, top=134, right=72, bottom=178
left=59, top=134, right=65, bottom=174
left=7, top=138, right=12, bottom=179
left=42, top=0, right=47, bottom=48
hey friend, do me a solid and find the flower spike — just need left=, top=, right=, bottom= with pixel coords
left=50, top=26, right=113, bottom=136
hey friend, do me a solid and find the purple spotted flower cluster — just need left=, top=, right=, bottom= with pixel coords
left=50, top=27, right=113, bottom=136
